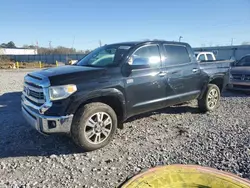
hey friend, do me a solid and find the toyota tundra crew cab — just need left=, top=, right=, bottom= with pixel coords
left=22, top=41, right=229, bottom=151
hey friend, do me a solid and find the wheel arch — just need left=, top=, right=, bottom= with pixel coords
left=198, top=75, right=225, bottom=99
left=73, top=88, right=126, bottom=129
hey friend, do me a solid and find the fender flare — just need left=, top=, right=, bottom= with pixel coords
left=198, top=74, right=226, bottom=99
left=72, top=88, right=126, bottom=120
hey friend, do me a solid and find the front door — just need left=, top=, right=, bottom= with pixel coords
left=125, top=44, right=175, bottom=117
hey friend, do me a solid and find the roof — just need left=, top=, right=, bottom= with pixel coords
left=107, top=40, right=189, bottom=47
left=194, top=51, right=214, bottom=54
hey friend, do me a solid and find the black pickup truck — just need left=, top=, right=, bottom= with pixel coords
left=22, top=41, right=229, bottom=151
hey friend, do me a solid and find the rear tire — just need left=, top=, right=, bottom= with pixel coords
left=198, top=84, right=220, bottom=112
left=71, top=102, right=117, bottom=151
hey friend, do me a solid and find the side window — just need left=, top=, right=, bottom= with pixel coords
left=206, top=54, right=214, bottom=61
left=131, top=45, right=161, bottom=68
left=164, top=45, right=191, bottom=65
left=239, top=57, right=246, bottom=64
left=198, top=54, right=206, bottom=61
left=238, top=56, right=250, bottom=66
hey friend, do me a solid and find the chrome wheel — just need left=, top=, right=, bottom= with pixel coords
left=208, top=88, right=219, bottom=108
left=84, top=112, right=112, bottom=145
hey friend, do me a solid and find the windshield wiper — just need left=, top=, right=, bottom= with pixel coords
left=80, top=64, right=99, bottom=67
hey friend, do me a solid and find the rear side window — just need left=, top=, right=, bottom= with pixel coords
left=164, top=45, right=190, bottom=65
left=206, top=54, right=214, bottom=61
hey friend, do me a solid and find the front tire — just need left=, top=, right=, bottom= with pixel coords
left=198, top=84, right=220, bottom=112
left=71, top=102, right=117, bottom=151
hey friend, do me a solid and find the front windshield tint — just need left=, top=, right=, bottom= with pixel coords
left=77, top=44, right=133, bottom=67
left=237, top=56, right=250, bottom=66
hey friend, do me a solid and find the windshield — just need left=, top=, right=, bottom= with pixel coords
left=236, top=56, right=250, bottom=66
left=77, top=44, right=133, bottom=67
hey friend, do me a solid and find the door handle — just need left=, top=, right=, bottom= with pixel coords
left=171, top=71, right=179, bottom=74
left=192, top=68, right=199, bottom=73
left=158, top=71, right=167, bottom=77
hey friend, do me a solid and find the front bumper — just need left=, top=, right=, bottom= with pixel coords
left=22, top=101, right=73, bottom=135
left=227, top=80, right=250, bottom=91
left=21, top=72, right=74, bottom=135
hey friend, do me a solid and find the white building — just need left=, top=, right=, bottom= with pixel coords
left=0, top=48, right=38, bottom=55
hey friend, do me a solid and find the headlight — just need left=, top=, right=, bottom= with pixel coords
left=49, top=84, right=77, bottom=101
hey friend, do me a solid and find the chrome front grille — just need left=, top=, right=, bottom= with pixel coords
left=29, top=90, right=44, bottom=99
left=22, top=72, right=51, bottom=113
left=232, top=74, right=242, bottom=80
left=245, top=75, right=250, bottom=81
left=23, top=82, right=45, bottom=106
left=232, top=74, right=250, bottom=81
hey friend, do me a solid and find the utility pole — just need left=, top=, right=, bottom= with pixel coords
left=72, top=36, right=75, bottom=49
left=49, top=41, right=52, bottom=49
left=99, top=40, right=102, bottom=47
left=36, top=41, right=39, bottom=54
left=231, top=38, right=234, bottom=46
left=179, top=36, right=183, bottom=42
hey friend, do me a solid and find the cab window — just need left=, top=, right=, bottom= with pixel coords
left=130, top=45, right=161, bottom=68
left=198, top=54, right=206, bottom=61
left=206, top=54, right=214, bottom=61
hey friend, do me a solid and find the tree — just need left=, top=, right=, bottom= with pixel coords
left=23, top=44, right=37, bottom=49
left=37, top=46, right=78, bottom=54
left=1, top=41, right=90, bottom=54
left=241, top=41, right=250, bottom=45
left=0, top=41, right=16, bottom=48
left=77, top=49, right=91, bottom=54
left=7, top=41, right=16, bottom=48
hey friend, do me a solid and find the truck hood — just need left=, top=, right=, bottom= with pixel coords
left=31, top=65, right=105, bottom=85
left=230, top=66, right=250, bottom=75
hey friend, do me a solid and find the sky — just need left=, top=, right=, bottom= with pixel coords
left=0, top=0, right=250, bottom=50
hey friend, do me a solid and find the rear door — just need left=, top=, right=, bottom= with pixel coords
left=161, top=43, right=202, bottom=103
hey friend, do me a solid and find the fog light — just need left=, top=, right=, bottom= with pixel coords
left=48, top=120, right=57, bottom=129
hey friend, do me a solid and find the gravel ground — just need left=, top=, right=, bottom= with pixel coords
left=0, top=70, right=249, bottom=188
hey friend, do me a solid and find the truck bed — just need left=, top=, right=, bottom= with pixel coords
left=199, top=60, right=234, bottom=76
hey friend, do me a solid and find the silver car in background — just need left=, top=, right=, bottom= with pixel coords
left=228, top=55, right=250, bottom=92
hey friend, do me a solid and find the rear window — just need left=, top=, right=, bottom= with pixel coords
left=206, top=54, right=214, bottom=61
left=164, top=45, right=190, bottom=65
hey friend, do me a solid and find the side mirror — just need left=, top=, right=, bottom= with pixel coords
left=130, top=58, right=150, bottom=69
left=231, top=61, right=237, bottom=66
left=121, top=58, right=150, bottom=77
left=121, top=63, right=132, bottom=77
